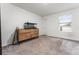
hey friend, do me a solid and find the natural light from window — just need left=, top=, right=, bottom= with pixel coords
left=59, top=14, right=72, bottom=32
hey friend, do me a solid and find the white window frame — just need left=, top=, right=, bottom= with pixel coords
left=59, top=14, right=72, bottom=32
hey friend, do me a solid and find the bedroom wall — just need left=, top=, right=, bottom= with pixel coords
left=1, top=3, right=44, bottom=46
left=1, top=3, right=79, bottom=46
left=43, top=8, right=79, bottom=41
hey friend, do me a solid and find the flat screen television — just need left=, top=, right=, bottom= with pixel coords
left=24, top=22, right=37, bottom=29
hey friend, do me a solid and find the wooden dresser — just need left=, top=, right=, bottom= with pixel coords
left=18, top=28, right=39, bottom=42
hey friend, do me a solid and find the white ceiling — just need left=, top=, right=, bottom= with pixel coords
left=12, top=3, right=79, bottom=16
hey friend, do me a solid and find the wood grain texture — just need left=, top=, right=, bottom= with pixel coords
left=18, top=28, right=39, bottom=42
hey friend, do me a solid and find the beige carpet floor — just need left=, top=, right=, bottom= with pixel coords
left=2, top=36, right=79, bottom=55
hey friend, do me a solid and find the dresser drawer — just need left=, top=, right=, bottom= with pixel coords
left=19, top=29, right=30, bottom=34
left=30, top=31, right=38, bottom=36
left=19, top=29, right=38, bottom=34
left=18, top=28, right=39, bottom=42
left=19, top=34, right=31, bottom=41
left=31, top=34, right=38, bottom=38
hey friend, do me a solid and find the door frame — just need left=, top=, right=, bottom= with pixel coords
left=0, top=9, right=2, bottom=55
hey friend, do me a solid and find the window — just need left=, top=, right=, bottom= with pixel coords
left=59, top=14, right=72, bottom=32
